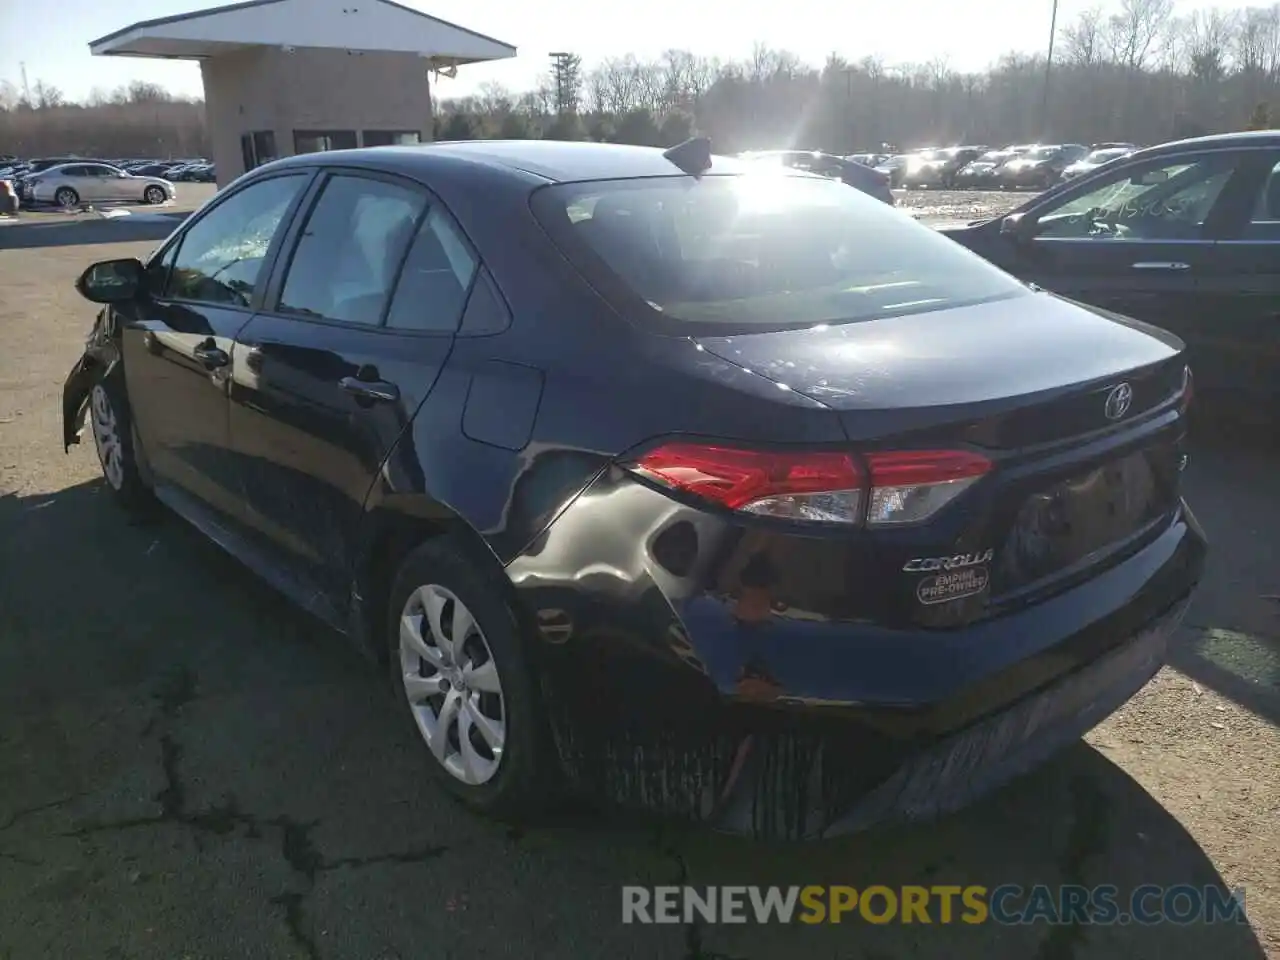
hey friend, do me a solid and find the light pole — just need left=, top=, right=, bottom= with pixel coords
left=1041, top=0, right=1060, bottom=137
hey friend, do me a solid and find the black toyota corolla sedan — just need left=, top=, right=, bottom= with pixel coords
left=63, top=138, right=1204, bottom=839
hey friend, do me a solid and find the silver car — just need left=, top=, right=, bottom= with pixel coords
left=28, top=163, right=174, bottom=207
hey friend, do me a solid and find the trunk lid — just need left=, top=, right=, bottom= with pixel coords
left=693, top=291, right=1189, bottom=626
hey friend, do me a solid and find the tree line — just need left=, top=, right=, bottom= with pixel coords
left=3, top=0, right=1278, bottom=161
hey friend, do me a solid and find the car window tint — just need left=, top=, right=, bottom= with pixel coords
left=385, top=206, right=478, bottom=332
left=165, top=174, right=307, bottom=307
left=146, top=242, right=179, bottom=296
left=1034, top=154, right=1236, bottom=241
left=278, top=175, right=426, bottom=326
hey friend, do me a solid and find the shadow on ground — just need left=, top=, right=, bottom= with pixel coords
left=0, top=212, right=187, bottom=250
left=0, top=481, right=1267, bottom=959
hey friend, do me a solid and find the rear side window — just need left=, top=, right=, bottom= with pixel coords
left=385, top=207, right=478, bottom=332
left=532, top=174, right=1026, bottom=331
left=277, top=174, right=426, bottom=325
left=165, top=173, right=307, bottom=306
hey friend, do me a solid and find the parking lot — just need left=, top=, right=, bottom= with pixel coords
left=0, top=188, right=1277, bottom=959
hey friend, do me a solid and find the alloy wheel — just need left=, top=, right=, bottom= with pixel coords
left=55, top=188, right=77, bottom=208
left=90, top=384, right=124, bottom=490
left=145, top=186, right=165, bottom=204
left=399, top=583, right=506, bottom=785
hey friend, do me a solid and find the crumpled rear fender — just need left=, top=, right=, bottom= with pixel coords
left=62, top=308, right=121, bottom=452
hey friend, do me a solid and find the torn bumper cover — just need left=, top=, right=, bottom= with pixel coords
left=62, top=311, right=119, bottom=451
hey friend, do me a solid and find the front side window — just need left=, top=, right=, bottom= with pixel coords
left=532, top=173, right=1028, bottom=331
left=1033, top=153, right=1238, bottom=241
left=277, top=174, right=426, bottom=325
left=165, top=174, right=308, bottom=306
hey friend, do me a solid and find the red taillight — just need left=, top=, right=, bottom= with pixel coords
left=625, top=443, right=991, bottom=526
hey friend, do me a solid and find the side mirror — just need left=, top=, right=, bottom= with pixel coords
left=999, top=212, right=1035, bottom=242
left=75, top=258, right=144, bottom=304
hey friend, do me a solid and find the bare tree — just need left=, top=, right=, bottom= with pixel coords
left=1107, top=0, right=1176, bottom=69
left=31, top=80, right=65, bottom=110
left=1062, top=7, right=1108, bottom=66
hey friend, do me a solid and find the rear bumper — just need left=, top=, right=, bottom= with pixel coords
left=508, top=474, right=1206, bottom=838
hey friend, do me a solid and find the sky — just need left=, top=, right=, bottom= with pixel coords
left=0, top=0, right=1232, bottom=103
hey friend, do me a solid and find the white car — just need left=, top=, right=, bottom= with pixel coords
left=27, top=163, right=174, bottom=207
left=1060, top=146, right=1135, bottom=181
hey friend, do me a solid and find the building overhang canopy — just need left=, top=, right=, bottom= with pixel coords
left=89, top=0, right=516, bottom=66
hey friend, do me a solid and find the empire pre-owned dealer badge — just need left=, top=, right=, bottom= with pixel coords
left=916, top=566, right=990, bottom=605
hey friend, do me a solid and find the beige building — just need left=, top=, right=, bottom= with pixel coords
left=90, top=0, right=516, bottom=187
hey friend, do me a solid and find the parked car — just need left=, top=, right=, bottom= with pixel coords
left=998, top=144, right=1090, bottom=189
left=13, top=157, right=98, bottom=202
left=939, top=130, right=1280, bottom=405
left=954, top=149, right=1022, bottom=188
left=1061, top=146, right=1135, bottom=180
left=130, top=163, right=177, bottom=179
left=739, top=150, right=894, bottom=204
left=901, top=146, right=988, bottom=188
left=27, top=163, right=174, bottom=207
left=874, top=154, right=909, bottom=186
left=62, top=138, right=1204, bottom=838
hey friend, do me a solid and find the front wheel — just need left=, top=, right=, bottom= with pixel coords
left=88, top=374, right=153, bottom=512
left=388, top=538, right=550, bottom=818
left=143, top=185, right=167, bottom=205
left=54, top=187, right=79, bottom=208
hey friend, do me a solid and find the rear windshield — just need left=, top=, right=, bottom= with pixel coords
left=531, top=173, right=1027, bottom=331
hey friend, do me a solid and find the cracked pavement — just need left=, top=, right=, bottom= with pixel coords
left=1, top=196, right=1277, bottom=959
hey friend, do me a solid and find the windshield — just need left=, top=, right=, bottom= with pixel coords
left=976, top=152, right=1008, bottom=163
left=1026, top=147, right=1060, bottom=160
left=531, top=174, right=1027, bottom=332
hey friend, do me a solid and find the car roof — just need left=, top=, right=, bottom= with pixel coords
left=1133, top=129, right=1280, bottom=158
left=268, top=140, right=756, bottom=186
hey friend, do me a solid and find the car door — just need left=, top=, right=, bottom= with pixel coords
left=1185, top=150, right=1280, bottom=399
left=119, top=170, right=313, bottom=522
left=81, top=164, right=118, bottom=201
left=229, top=169, right=477, bottom=599
left=988, top=149, right=1253, bottom=332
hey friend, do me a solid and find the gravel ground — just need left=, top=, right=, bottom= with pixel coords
left=0, top=189, right=1276, bottom=960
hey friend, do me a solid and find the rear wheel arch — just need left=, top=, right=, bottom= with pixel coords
left=352, top=504, right=535, bottom=666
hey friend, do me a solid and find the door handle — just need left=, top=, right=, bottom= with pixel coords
left=339, top=376, right=399, bottom=403
left=192, top=341, right=230, bottom=369
left=1130, top=261, right=1190, bottom=271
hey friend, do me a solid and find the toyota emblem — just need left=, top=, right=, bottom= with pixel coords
left=1104, top=382, right=1133, bottom=421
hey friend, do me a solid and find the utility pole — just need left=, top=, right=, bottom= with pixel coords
left=20, top=62, right=30, bottom=105
left=843, top=67, right=856, bottom=154
left=1041, top=0, right=1060, bottom=137
left=549, top=51, right=581, bottom=116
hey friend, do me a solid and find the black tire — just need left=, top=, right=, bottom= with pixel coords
left=387, top=537, right=549, bottom=819
left=87, top=370, right=154, bottom=513
left=144, top=185, right=166, bottom=205
left=54, top=187, right=79, bottom=208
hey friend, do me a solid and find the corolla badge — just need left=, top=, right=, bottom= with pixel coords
left=902, top=549, right=994, bottom=573
left=1104, top=382, right=1133, bottom=421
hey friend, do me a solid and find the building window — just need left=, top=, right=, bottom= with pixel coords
left=241, top=130, right=278, bottom=172
left=362, top=130, right=422, bottom=147
left=293, top=130, right=358, bottom=154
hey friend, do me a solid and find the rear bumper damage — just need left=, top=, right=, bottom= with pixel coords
left=509, top=473, right=1206, bottom=839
